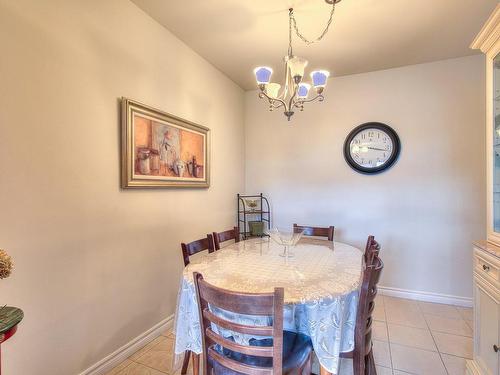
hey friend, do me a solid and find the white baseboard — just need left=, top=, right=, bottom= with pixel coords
left=379, top=286, right=473, bottom=307
left=79, top=315, right=174, bottom=375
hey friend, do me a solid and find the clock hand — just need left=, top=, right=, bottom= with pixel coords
left=367, top=147, right=387, bottom=151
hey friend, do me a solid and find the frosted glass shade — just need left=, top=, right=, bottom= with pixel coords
left=254, top=67, right=273, bottom=85
left=311, top=70, right=330, bottom=88
left=297, top=83, right=311, bottom=99
left=288, top=57, right=308, bottom=79
left=266, top=83, right=281, bottom=99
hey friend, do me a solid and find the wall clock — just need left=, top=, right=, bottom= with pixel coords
left=343, top=122, right=400, bottom=174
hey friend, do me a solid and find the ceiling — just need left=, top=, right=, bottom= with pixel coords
left=131, top=0, right=498, bottom=90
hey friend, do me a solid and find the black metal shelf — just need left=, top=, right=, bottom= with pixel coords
left=237, top=193, right=271, bottom=240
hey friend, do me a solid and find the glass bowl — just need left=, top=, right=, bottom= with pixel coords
left=265, top=227, right=304, bottom=257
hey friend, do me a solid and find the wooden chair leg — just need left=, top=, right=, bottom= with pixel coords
left=366, top=350, right=377, bottom=375
left=181, top=350, right=191, bottom=375
left=352, top=352, right=364, bottom=375
left=192, top=353, right=200, bottom=375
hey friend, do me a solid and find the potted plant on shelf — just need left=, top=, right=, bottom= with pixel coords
left=0, top=248, right=23, bottom=373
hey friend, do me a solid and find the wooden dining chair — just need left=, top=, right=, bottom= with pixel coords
left=181, top=234, right=215, bottom=267
left=180, top=234, right=215, bottom=375
left=336, top=246, right=384, bottom=375
left=293, top=223, right=334, bottom=241
left=213, top=227, right=240, bottom=250
left=193, top=272, right=313, bottom=375
left=364, top=235, right=380, bottom=266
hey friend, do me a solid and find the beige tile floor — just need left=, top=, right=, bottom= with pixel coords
left=106, top=296, right=473, bottom=375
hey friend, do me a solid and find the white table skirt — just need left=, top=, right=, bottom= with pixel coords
left=173, top=238, right=364, bottom=374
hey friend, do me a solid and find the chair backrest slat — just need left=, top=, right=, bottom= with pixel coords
left=208, top=347, right=273, bottom=375
left=181, top=234, right=215, bottom=266
left=197, top=281, right=275, bottom=315
left=293, top=223, right=334, bottom=241
left=213, top=227, right=240, bottom=250
left=194, top=272, right=284, bottom=375
left=203, top=309, right=273, bottom=336
left=206, top=329, right=274, bottom=356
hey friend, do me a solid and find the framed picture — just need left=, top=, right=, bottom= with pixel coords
left=121, top=98, right=210, bottom=188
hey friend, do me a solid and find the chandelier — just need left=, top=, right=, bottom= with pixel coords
left=253, top=0, right=341, bottom=121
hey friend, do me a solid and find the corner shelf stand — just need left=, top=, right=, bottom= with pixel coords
left=237, top=193, right=271, bottom=240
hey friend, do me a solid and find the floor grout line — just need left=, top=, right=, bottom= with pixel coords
left=130, top=359, right=170, bottom=374
left=380, top=295, right=395, bottom=374
left=418, top=301, right=450, bottom=375
left=109, top=359, right=135, bottom=375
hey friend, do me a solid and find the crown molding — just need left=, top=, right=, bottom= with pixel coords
left=471, top=4, right=500, bottom=53
left=470, top=4, right=500, bottom=53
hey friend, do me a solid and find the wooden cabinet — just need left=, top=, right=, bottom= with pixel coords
left=476, top=284, right=499, bottom=374
left=469, top=5, right=500, bottom=375
left=468, top=243, right=500, bottom=375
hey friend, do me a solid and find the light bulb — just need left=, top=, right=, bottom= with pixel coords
left=253, top=67, right=273, bottom=85
left=297, top=83, right=311, bottom=99
left=310, top=70, right=330, bottom=88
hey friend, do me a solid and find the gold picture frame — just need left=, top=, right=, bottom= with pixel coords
left=121, top=98, right=210, bottom=188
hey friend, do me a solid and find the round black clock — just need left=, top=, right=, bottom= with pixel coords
left=343, top=122, right=400, bottom=174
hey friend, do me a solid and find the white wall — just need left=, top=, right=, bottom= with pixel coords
left=0, top=1, right=244, bottom=374
left=245, top=55, right=486, bottom=300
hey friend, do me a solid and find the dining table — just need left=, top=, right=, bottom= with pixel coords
left=172, top=236, right=364, bottom=375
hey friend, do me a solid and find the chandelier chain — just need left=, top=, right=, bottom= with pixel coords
left=290, top=3, right=335, bottom=45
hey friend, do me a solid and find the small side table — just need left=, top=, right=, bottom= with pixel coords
left=0, top=307, right=23, bottom=375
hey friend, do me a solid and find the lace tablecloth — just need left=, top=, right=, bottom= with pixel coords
left=173, top=237, right=364, bottom=374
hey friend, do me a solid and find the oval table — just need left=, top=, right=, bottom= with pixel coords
left=173, top=237, right=364, bottom=375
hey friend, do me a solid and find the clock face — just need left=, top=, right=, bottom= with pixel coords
left=344, top=123, right=400, bottom=174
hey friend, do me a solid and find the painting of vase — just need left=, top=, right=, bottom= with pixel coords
left=121, top=98, right=210, bottom=188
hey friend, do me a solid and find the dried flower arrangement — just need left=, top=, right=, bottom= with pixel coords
left=0, top=249, right=13, bottom=280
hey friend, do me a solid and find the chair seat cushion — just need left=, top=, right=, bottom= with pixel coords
left=209, top=331, right=312, bottom=375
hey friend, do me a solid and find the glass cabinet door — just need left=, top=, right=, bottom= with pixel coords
left=494, top=53, right=500, bottom=232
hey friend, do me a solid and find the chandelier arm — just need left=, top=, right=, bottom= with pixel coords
left=271, top=101, right=286, bottom=110
left=259, top=90, right=288, bottom=110
left=290, top=3, right=335, bottom=45
left=293, top=94, right=325, bottom=107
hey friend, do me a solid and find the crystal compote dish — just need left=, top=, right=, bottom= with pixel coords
left=265, top=228, right=304, bottom=258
